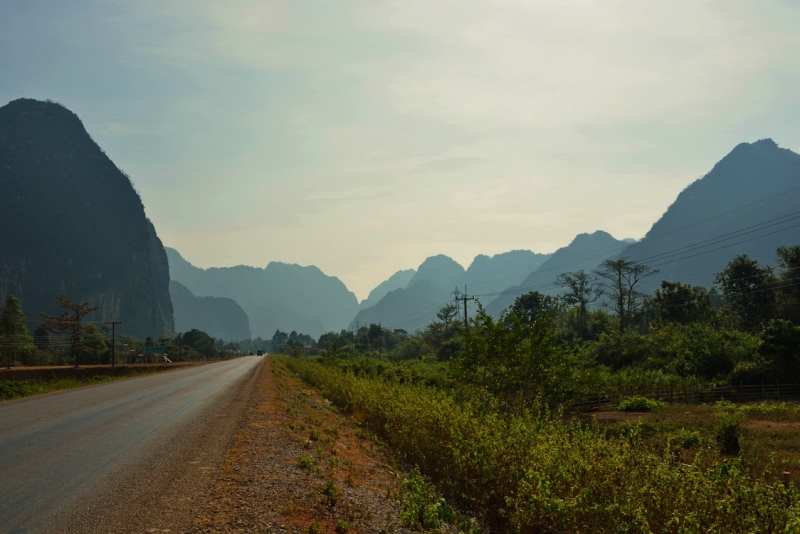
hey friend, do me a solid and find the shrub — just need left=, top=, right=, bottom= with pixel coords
left=281, top=356, right=800, bottom=533
left=618, top=396, right=665, bottom=412
left=716, top=410, right=745, bottom=455
left=298, top=454, right=316, bottom=471
left=399, top=468, right=456, bottom=531
left=322, top=478, right=341, bottom=506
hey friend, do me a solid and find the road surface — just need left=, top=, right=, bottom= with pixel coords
left=0, top=356, right=263, bottom=533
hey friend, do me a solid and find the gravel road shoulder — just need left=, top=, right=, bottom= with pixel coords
left=191, top=357, right=422, bottom=534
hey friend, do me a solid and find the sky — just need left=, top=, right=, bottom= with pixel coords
left=2, top=0, right=800, bottom=300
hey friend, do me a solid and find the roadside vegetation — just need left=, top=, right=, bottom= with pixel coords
left=0, top=366, right=178, bottom=401
left=273, top=245, right=800, bottom=532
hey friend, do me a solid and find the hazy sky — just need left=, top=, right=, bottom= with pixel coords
left=2, top=0, right=800, bottom=299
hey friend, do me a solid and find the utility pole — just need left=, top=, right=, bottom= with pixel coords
left=454, top=286, right=475, bottom=330
left=104, top=320, right=122, bottom=368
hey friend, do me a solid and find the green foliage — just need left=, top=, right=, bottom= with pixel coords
left=759, top=319, right=800, bottom=381
left=181, top=328, right=217, bottom=360
left=322, top=478, right=341, bottom=506
left=618, top=396, right=665, bottom=412
left=298, top=454, right=316, bottom=471
left=671, top=428, right=702, bottom=449
left=307, top=522, right=321, bottom=534
left=334, top=520, right=349, bottom=534
left=283, top=356, right=800, bottom=532
left=1, top=295, right=33, bottom=368
left=651, top=281, right=716, bottom=325
left=715, top=410, right=745, bottom=455
left=714, top=254, right=777, bottom=332
left=452, top=305, right=586, bottom=409
left=509, top=291, right=559, bottom=326
left=400, top=468, right=457, bottom=532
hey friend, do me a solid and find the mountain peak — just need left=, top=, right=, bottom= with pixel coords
left=410, top=255, right=465, bottom=287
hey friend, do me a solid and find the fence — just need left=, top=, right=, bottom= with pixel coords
left=570, top=382, right=800, bottom=412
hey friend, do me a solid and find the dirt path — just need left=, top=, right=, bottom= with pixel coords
left=191, top=357, right=419, bottom=534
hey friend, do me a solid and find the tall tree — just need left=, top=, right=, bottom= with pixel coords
left=555, top=270, right=603, bottom=338
left=1, top=295, right=33, bottom=368
left=510, top=291, right=559, bottom=326
left=650, top=281, right=715, bottom=325
left=775, top=245, right=800, bottom=324
left=714, top=255, right=776, bottom=332
left=83, top=324, right=108, bottom=364
left=594, top=259, right=657, bottom=331
left=40, top=294, right=100, bottom=367
left=33, top=324, right=51, bottom=353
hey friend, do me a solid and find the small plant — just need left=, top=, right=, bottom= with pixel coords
left=308, top=522, right=321, bottom=534
left=335, top=520, right=350, bottom=533
left=322, top=478, right=342, bottom=505
left=674, top=428, right=702, bottom=449
left=298, top=454, right=316, bottom=471
left=716, top=410, right=745, bottom=455
left=309, top=429, right=321, bottom=441
left=399, top=468, right=456, bottom=531
left=618, top=396, right=665, bottom=412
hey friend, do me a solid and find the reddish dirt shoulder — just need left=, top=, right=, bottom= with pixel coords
left=192, top=357, right=417, bottom=534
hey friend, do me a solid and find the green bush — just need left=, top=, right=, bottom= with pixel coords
left=281, top=356, right=800, bottom=533
left=400, top=468, right=456, bottom=531
left=716, top=410, right=745, bottom=455
left=618, top=396, right=665, bottom=412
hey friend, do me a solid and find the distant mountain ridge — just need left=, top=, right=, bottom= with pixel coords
left=169, top=281, right=251, bottom=341
left=359, top=269, right=416, bottom=310
left=166, top=248, right=359, bottom=339
left=484, top=231, right=630, bottom=316
left=0, top=98, right=173, bottom=338
left=352, top=250, right=551, bottom=331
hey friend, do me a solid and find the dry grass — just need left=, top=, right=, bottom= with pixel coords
left=592, top=401, right=800, bottom=483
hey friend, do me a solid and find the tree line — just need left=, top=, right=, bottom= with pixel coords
left=0, top=294, right=241, bottom=367
left=276, top=245, right=800, bottom=407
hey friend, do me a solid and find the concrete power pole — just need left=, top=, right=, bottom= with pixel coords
left=455, top=286, right=475, bottom=330
left=104, top=320, right=122, bottom=368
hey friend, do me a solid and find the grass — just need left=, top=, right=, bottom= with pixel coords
left=596, top=401, right=800, bottom=481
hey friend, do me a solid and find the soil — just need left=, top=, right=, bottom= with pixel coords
left=190, top=357, right=448, bottom=534
left=591, top=410, right=653, bottom=423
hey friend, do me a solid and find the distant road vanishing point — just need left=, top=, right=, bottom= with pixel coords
left=0, top=357, right=263, bottom=533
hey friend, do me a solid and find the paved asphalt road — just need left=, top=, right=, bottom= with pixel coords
left=0, top=356, right=263, bottom=534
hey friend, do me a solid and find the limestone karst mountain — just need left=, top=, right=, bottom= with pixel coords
left=613, top=139, right=800, bottom=294
left=166, top=247, right=358, bottom=339
left=0, top=98, right=173, bottom=338
left=169, top=281, right=251, bottom=341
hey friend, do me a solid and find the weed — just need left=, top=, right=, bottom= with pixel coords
left=298, top=454, right=316, bottom=471
left=335, top=520, right=350, bottom=533
left=309, top=429, right=320, bottom=441
left=322, top=478, right=342, bottom=506
left=308, top=522, right=321, bottom=534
